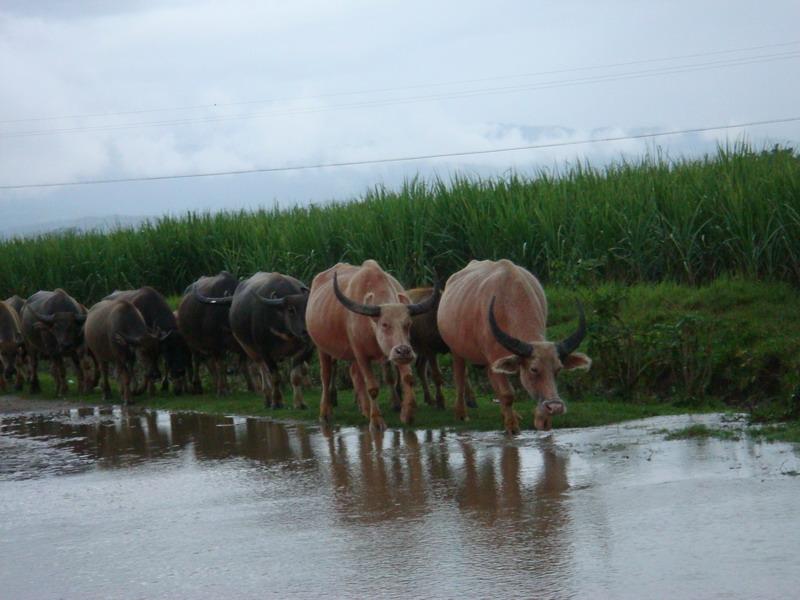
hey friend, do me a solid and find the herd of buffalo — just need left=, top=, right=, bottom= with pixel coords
left=0, top=259, right=591, bottom=434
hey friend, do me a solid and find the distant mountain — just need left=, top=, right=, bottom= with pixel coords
left=0, top=215, right=150, bottom=239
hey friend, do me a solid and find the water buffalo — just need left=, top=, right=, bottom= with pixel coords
left=4, top=295, right=25, bottom=316
left=21, top=289, right=88, bottom=396
left=106, top=287, right=191, bottom=395
left=0, top=300, right=25, bottom=391
left=194, top=272, right=312, bottom=409
left=177, top=271, right=254, bottom=395
left=406, top=286, right=475, bottom=410
left=437, top=259, right=591, bottom=434
left=84, top=299, right=163, bottom=405
left=306, top=260, right=438, bottom=430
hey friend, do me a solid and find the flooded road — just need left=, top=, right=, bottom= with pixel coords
left=1, top=408, right=799, bottom=599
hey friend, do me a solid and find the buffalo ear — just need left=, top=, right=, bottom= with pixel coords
left=113, top=332, right=128, bottom=347
left=397, top=293, right=411, bottom=306
left=562, top=352, right=591, bottom=371
left=491, top=355, right=522, bottom=374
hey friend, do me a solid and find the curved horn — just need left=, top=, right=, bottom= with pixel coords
left=253, top=288, right=286, bottom=307
left=193, top=285, right=233, bottom=306
left=26, top=303, right=55, bottom=324
left=332, top=272, right=380, bottom=317
left=407, top=280, right=441, bottom=316
left=488, top=296, right=533, bottom=357
left=557, top=300, right=587, bottom=360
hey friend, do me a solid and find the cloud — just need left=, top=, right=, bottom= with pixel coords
left=0, top=0, right=799, bottom=231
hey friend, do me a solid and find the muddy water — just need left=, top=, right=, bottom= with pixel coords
left=1, top=409, right=799, bottom=599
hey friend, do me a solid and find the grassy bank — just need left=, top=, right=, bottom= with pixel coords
left=4, top=279, right=799, bottom=435
left=5, top=373, right=722, bottom=431
left=1, top=146, right=799, bottom=303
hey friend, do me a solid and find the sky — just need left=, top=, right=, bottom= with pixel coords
left=1, top=0, right=799, bottom=234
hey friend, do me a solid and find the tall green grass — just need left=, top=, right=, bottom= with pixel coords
left=1, top=145, right=798, bottom=302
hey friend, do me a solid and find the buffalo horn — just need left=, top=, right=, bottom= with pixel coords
left=488, top=296, right=534, bottom=357
left=407, top=280, right=441, bottom=316
left=332, top=272, right=381, bottom=317
left=556, top=300, right=587, bottom=360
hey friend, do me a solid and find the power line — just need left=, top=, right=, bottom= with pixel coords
left=1, top=116, right=797, bottom=191
left=4, top=51, right=799, bottom=139
left=2, top=39, right=798, bottom=125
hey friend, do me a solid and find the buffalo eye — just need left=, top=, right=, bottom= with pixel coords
left=530, top=367, right=540, bottom=376
left=381, top=322, right=390, bottom=330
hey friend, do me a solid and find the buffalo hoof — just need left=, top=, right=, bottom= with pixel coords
left=503, top=411, right=521, bottom=436
left=400, top=409, right=415, bottom=426
left=369, top=416, right=387, bottom=432
left=466, top=398, right=478, bottom=409
left=534, top=413, right=553, bottom=431
left=294, top=403, right=308, bottom=410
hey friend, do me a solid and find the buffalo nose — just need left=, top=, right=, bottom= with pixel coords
left=396, top=345, right=412, bottom=357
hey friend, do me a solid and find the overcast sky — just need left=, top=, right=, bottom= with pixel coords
left=1, top=0, right=799, bottom=233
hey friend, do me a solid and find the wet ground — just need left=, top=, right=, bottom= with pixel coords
left=1, top=407, right=799, bottom=599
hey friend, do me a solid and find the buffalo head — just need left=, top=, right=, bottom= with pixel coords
left=254, top=286, right=310, bottom=341
left=28, top=304, right=86, bottom=352
left=333, top=271, right=439, bottom=365
left=488, top=297, right=591, bottom=429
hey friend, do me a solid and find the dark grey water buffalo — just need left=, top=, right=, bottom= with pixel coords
left=4, top=295, right=25, bottom=316
left=21, top=289, right=87, bottom=396
left=106, top=286, right=191, bottom=395
left=84, top=299, right=163, bottom=405
left=194, top=272, right=313, bottom=409
left=177, top=271, right=254, bottom=395
left=405, top=286, right=476, bottom=410
left=0, top=300, right=25, bottom=391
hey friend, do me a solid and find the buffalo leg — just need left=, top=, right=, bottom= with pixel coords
left=318, top=352, right=335, bottom=423
left=416, top=354, right=433, bottom=406
left=397, top=363, right=416, bottom=425
left=53, top=357, right=67, bottom=397
left=69, top=352, right=85, bottom=396
left=290, top=357, right=307, bottom=410
left=452, top=354, right=469, bottom=421
left=257, top=361, right=274, bottom=408
left=349, top=362, right=369, bottom=417
left=119, top=361, right=133, bottom=406
left=488, top=370, right=519, bottom=435
left=86, top=350, right=100, bottom=393
left=428, top=354, right=447, bottom=409
left=329, top=360, right=338, bottom=407
left=29, top=350, right=41, bottom=394
left=269, top=359, right=284, bottom=409
left=14, top=355, right=26, bottom=391
left=355, top=354, right=385, bottom=432
left=190, top=353, right=203, bottom=394
left=464, top=368, right=477, bottom=409
left=100, top=361, right=112, bottom=401
left=383, top=362, right=402, bottom=412
left=240, top=354, right=256, bottom=392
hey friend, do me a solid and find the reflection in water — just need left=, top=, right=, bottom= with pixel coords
left=2, top=409, right=799, bottom=600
